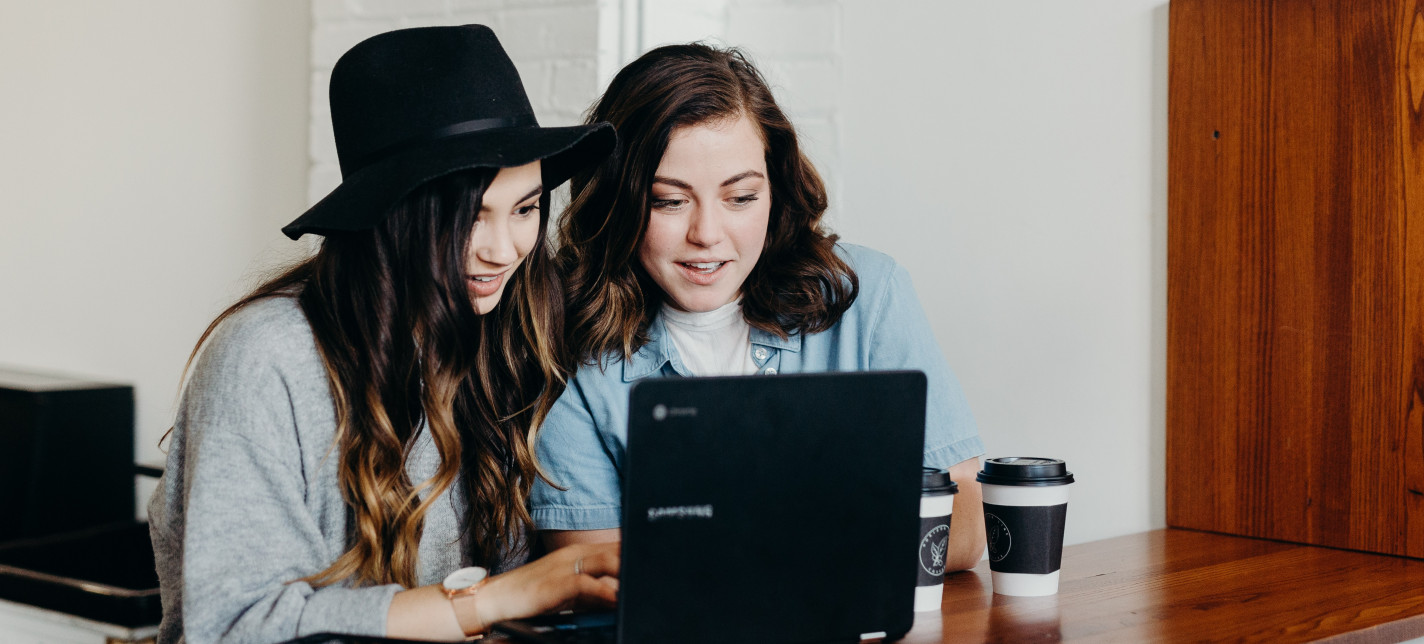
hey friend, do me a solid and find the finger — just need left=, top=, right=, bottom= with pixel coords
left=576, top=573, right=619, bottom=605
left=567, top=577, right=619, bottom=612
left=573, top=547, right=620, bottom=578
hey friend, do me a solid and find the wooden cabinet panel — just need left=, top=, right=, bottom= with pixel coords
left=1167, top=0, right=1424, bottom=557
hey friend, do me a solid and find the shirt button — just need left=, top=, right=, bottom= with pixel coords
left=763, top=367, right=778, bottom=375
left=754, top=347, right=769, bottom=361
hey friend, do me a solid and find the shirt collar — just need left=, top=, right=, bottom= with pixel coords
left=621, top=312, right=803, bottom=382
left=750, top=326, right=801, bottom=351
left=623, top=314, right=674, bottom=382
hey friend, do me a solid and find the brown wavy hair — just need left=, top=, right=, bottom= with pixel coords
left=558, top=43, right=857, bottom=365
left=175, top=168, right=564, bottom=588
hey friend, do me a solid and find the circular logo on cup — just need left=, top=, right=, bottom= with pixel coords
left=652, top=404, right=668, bottom=421
left=919, top=523, right=950, bottom=577
left=985, top=513, right=1012, bottom=563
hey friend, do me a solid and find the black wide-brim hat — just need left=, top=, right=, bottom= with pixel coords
left=283, top=25, right=615, bottom=239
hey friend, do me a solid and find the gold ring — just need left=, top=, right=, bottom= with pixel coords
left=574, top=557, right=584, bottom=576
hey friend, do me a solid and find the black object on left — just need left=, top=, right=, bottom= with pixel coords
left=0, top=367, right=135, bottom=542
left=0, top=521, right=159, bottom=627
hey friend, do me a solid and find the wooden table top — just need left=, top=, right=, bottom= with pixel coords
left=902, top=528, right=1424, bottom=643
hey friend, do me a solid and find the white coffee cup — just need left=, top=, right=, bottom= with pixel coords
left=977, top=457, right=1074, bottom=597
left=914, top=467, right=958, bottom=611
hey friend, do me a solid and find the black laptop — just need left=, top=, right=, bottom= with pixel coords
left=497, top=370, right=928, bottom=644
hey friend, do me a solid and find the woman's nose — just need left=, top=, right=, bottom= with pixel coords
left=685, top=205, right=725, bottom=247
left=473, top=218, right=518, bottom=266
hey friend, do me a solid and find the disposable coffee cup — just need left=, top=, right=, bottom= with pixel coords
left=914, top=467, right=959, bottom=612
left=976, top=457, right=1074, bottom=597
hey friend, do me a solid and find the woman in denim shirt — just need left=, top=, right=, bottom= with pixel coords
left=532, top=43, right=987, bottom=571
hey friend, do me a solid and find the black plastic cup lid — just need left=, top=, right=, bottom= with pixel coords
left=975, top=457, right=1074, bottom=486
left=922, top=467, right=959, bottom=495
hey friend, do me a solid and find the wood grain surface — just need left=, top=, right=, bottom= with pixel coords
left=1167, top=0, right=1424, bottom=557
left=901, top=529, right=1424, bottom=643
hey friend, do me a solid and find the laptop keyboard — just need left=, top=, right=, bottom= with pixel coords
left=493, top=613, right=618, bottom=644
left=544, top=623, right=616, bottom=644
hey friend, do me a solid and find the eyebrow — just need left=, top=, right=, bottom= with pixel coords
left=652, top=176, right=693, bottom=190
left=482, top=185, right=543, bottom=211
left=719, top=170, right=765, bottom=187
left=652, top=171, right=766, bottom=191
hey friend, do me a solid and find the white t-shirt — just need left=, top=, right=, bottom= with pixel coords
left=660, top=299, right=758, bottom=376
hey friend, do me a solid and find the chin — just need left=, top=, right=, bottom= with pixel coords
left=472, top=292, right=506, bottom=315
left=672, top=293, right=734, bottom=313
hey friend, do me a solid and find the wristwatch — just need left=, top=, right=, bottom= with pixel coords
left=442, top=566, right=489, bottom=600
left=443, top=566, right=490, bottom=636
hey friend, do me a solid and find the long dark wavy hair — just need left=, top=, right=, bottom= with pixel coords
left=558, top=43, right=857, bottom=365
left=176, top=168, right=565, bottom=588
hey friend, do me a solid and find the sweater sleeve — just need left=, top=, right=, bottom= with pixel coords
left=149, top=301, right=401, bottom=644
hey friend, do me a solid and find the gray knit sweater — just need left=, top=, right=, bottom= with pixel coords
left=148, top=296, right=521, bottom=644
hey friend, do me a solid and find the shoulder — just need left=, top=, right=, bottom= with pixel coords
left=833, top=242, right=908, bottom=298
left=567, top=352, right=631, bottom=393
left=555, top=344, right=653, bottom=422
left=833, top=242, right=899, bottom=276
left=571, top=311, right=671, bottom=387
left=176, top=295, right=334, bottom=462
left=212, top=294, right=312, bottom=344
left=199, top=296, right=316, bottom=370
left=186, top=295, right=323, bottom=403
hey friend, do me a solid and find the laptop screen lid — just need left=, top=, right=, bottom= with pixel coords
left=618, top=370, right=928, bottom=644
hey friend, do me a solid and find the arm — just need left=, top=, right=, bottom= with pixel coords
left=152, top=305, right=404, bottom=643
left=154, top=305, right=621, bottom=643
left=387, top=542, right=620, bottom=640
left=531, top=372, right=628, bottom=543
left=544, top=528, right=621, bottom=550
left=944, top=457, right=986, bottom=572
left=858, top=252, right=987, bottom=570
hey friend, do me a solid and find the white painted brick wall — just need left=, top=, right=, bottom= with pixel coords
left=727, top=2, right=838, bottom=58
left=307, top=0, right=611, bottom=206
left=640, top=0, right=843, bottom=221
left=307, top=0, right=843, bottom=219
left=642, top=0, right=729, bottom=46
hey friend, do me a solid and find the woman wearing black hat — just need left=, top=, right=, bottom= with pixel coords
left=532, top=43, right=988, bottom=572
left=147, top=26, right=618, bottom=642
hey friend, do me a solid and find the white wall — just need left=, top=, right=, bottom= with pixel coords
left=639, top=0, right=845, bottom=215
left=308, top=0, right=612, bottom=205
left=835, top=0, right=1170, bottom=545
left=0, top=3, right=311, bottom=511
left=640, top=0, right=1169, bottom=546
left=613, top=0, right=1170, bottom=546
left=0, top=0, right=1168, bottom=545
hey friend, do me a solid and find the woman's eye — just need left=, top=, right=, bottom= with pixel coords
left=515, top=203, right=540, bottom=217
left=729, top=194, right=760, bottom=207
left=651, top=198, right=687, bottom=211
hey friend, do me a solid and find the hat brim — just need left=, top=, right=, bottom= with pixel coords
left=282, top=122, right=615, bottom=239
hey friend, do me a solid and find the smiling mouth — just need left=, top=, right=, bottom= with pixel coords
left=679, top=261, right=726, bottom=275
left=467, top=272, right=505, bottom=297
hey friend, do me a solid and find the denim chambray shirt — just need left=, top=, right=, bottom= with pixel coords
left=530, top=243, right=984, bottom=531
